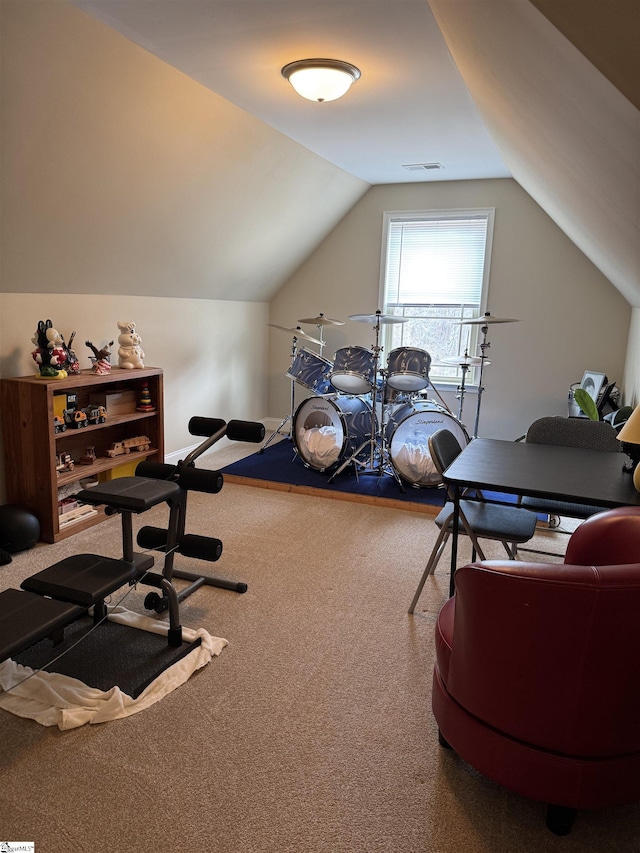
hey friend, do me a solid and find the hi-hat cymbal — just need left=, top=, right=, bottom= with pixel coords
left=297, top=313, right=344, bottom=326
left=441, top=355, right=491, bottom=366
left=268, top=324, right=322, bottom=345
left=349, top=312, right=409, bottom=324
left=457, top=312, right=519, bottom=325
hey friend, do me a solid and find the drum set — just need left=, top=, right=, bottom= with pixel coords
left=264, top=310, right=471, bottom=489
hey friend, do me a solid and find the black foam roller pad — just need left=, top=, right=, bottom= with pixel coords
left=136, top=462, right=178, bottom=481
left=177, top=466, right=224, bottom=494
left=179, top=534, right=223, bottom=562
left=226, top=419, right=265, bottom=443
left=188, top=417, right=227, bottom=437
left=137, top=525, right=169, bottom=551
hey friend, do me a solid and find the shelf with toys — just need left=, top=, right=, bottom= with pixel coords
left=1, top=367, right=164, bottom=543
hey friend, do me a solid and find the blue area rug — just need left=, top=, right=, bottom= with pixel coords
left=220, top=438, right=447, bottom=513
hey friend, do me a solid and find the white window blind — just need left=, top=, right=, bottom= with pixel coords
left=380, top=208, right=494, bottom=385
left=385, top=216, right=488, bottom=307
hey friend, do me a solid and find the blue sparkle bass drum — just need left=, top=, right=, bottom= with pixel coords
left=293, top=395, right=377, bottom=472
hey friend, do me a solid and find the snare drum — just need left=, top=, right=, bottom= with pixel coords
left=385, top=401, right=468, bottom=487
left=330, top=346, right=376, bottom=395
left=386, top=347, right=431, bottom=392
left=293, top=395, right=376, bottom=472
left=286, top=348, right=334, bottom=395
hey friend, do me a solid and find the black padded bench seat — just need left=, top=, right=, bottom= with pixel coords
left=0, top=588, right=84, bottom=663
left=76, top=476, right=181, bottom=513
left=21, top=553, right=153, bottom=608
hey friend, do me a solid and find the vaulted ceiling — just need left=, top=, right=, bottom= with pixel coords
left=72, top=0, right=639, bottom=305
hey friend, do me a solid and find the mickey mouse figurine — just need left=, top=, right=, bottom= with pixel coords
left=31, top=319, right=68, bottom=379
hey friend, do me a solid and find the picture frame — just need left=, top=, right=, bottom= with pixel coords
left=580, top=371, right=607, bottom=403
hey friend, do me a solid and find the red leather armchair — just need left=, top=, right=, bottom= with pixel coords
left=432, top=507, right=640, bottom=834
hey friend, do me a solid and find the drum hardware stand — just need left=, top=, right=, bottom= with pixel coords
left=326, top=313, right=406, bottom=492
left=457, top=312, right=519, bottom=439
left=260, top=334, right=299, bottom=453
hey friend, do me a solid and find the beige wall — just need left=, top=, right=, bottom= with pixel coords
left=0, top=0, right=366, bottom=303
left=269, top=179, right=631, bottom=441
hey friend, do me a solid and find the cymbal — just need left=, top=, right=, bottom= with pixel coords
left=441, top=355, right=491, bottom=366
left=268, top=324, right=322, bottom=345
left=348, top=313, right=409, bottom=324
left=457, top=312, right=519, bottom=325
left=297, top=313, right=344, bottom=326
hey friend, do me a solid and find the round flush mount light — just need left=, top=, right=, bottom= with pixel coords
left=281, top=58, right=361, bottom=103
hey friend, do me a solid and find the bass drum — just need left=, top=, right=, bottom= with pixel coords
left=293, top=395, right=376, bottom=472
left=385, top=401, right=469, bottom=487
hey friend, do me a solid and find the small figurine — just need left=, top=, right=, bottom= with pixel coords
left=136, top=381, right=155, bottom=412
left=86, top=339, right=114, bottom=375
left=32, top=319, right=68, bottom=379
left=62, top=331, right=80, bottom=375
left=117, top=320, right=145, bottom=369
left=79, top=446, right=97, bottom=465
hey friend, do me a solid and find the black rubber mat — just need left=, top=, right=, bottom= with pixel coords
left=14, top=616, right=201, bottom=699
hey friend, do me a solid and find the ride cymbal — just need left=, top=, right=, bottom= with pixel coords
left=457, top=312, right=519, bottom=325
left=268, top=324, right=322, bottom=345
left=441, top=355, right=491, bottom=366
left=348, top=312, right=408, bottom=324
left=297, top=313, right=344, bottom=326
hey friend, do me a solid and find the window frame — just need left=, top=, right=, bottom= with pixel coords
left=378, top=207, right=495, bottom=387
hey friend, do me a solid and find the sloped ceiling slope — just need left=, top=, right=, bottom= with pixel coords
left=428, top=0, right=640, bottom=307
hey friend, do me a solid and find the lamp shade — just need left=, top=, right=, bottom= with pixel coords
left=617, top=405, right=640, bottom=444
left=281, top=59, right=361, bottom=102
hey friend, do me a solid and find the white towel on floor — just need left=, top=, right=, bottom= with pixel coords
left=0, top=605, right=227, bottom=730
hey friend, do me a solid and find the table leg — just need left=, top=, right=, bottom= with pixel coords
left=450, top=486, right=460, bottom=598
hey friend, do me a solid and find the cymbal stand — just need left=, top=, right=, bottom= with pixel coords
left=472, top=322, right=491, bottom=439
left=260, top=335, right=298, bottom=453
left=456, top=350, right=472, bottom=422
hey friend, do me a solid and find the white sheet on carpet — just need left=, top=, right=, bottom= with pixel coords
left=0, top=605, right=227, bottom=730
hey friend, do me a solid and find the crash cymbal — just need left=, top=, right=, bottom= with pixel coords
left=268, top=324, right=322, bottom=345
left=441, top=355, right=491, bottom=366
left=297, top=313, right=345, bottom=326
left=348, top=312, right=409, bottom=324
left=457, top=312, right=519, bottom=325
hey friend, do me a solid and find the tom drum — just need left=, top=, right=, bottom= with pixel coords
left=293, top=395, right=376, bottom=472
left=385, top=401, right=468, bottom=487
left=286, top=348, right=334, bottom=395
left=386, top=347, right=431, bottom=392
left=330, top=346, right=376, bottom=395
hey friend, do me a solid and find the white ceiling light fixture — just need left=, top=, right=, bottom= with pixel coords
left=281, top=58, right=361, bottom=103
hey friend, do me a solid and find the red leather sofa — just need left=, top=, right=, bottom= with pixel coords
left=432, top=506, right=640, bottom=834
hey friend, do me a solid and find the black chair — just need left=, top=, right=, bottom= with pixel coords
left=408, top=429, right=538, bottom=614
left=519, top=416, right=621, bottom=526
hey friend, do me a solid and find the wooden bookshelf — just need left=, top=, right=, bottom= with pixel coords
left=1, top=367, right=164, bottom=543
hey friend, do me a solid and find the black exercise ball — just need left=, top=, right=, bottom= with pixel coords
left=0, top=504, right=40, bottom=553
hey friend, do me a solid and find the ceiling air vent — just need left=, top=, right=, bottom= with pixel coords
left=402, top=162, right=444, bottom=171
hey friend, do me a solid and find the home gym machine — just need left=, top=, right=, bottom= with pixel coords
left=0, top=417, right=265, bottom=660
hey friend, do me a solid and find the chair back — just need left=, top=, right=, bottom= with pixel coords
left=449, top=559, right=640, bottom=759
left=565, top=506, right=640, bottom=565
left=525, top=416, right=620, bottom=452
left=428, top=429, right=463, bottom=481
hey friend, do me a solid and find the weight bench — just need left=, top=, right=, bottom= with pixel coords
left=1, top=416, right=265, bottom=664
left=0, top=588, right=85, bottom=664
left=21, top=476, right=185, bottom=645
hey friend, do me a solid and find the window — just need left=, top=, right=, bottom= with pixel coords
left=379, top=208, right=494, bottom=385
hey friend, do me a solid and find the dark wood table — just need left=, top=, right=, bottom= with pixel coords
left=443, top=438, right=639, bottom=595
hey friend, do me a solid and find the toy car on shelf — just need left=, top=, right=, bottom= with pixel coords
left=83, top=404, right=107, bottom=425
left=56, top=452, right=75, bottom=475
left=53, top=415, right=67, bottom=434
left=64, top=408, right=88, bottom=429
left=106, top=436, right=151, bottom=457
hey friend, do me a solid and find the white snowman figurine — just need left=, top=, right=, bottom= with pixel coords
left=117, top=320, right=145, bottom=369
